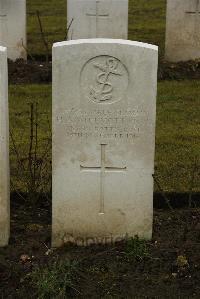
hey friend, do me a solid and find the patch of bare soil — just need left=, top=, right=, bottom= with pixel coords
left=8, top=58, right=200, bottom=84
left=0, top=194, right=200, bottom=298
left=8, top=59, right=51, bottom=84
left=159, top=59, right=200, bottom=80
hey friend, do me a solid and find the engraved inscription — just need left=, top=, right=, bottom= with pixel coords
left=61, top=232, right=129, bottom=246
left=81, top=56, right=129, bottom=104
left=56, top=108, right=149, bottom=142
left=80, top=144, right=127, bottom=214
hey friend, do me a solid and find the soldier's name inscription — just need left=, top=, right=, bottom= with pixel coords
left=56, top=108, right=151, bottom=140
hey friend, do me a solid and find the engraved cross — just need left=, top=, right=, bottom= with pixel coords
left=185, top=0, right=200, bottom=16
left=0, top=2, right=7, bottom=17
left=80, top=144, right=127, bottom=214
left=185, top=0, right=200, bottom=41
left=86, top=0, right=109, bottom=37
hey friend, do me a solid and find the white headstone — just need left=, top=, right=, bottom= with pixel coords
left=67, top=0, right=128, bottom=40
left=165, top=0, right=200, bottom=62
left=0, top=46, right=9, bottom=247
left=52, top=39, right=158, bottom=247
left=0, top=0, right=26, bottom=61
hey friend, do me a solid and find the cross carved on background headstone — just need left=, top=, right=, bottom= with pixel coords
left=185, top=0, right=200, bottom=15
left=185, top=0, right=200, bottom=39
left=86, top=0, right=109, bottom=37
left=0, top=1, right=7, bottom=17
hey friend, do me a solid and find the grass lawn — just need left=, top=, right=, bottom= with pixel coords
left=9, top=84, right=52, bottom=195
left=9, top=0, right=199, bottom=195
left=156, top=80, right=199, bottom=193
left=9, top=80, right=199, bottom=194
left=27, top=0, right=166, bottom=57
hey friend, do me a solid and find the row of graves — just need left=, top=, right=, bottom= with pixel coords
left=0, top=0, right=199, bottom=247
left=0, top=0, right=200, bottom=62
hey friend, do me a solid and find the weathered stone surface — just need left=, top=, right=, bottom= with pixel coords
left=67, top=0, right=128, bottom=40
left=0, top=46, right=9, bottom=247
left=165, top=0, right=200, bottom=62
left=52, top=39, right=158, bottom=247
left=0, top=0, right=26, bottom=61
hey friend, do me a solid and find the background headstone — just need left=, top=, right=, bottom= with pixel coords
left=52, top=39, right=158, bottom=247
left=67, top=0, right=128, bottom=40
left=0, top=46, right=9, bottom=247
left=165, top=0, right=200, bottom=62
left=0, top=0, right=26, bottom=61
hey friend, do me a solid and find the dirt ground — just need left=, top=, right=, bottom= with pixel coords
left=8, top=58, right=200, bottom=84
left=8, top=59, right=52, bottom=84
left=0, top=194, right=200, bottom=298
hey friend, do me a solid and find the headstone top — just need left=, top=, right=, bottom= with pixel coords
left=53, top=39, right=158, bottom=51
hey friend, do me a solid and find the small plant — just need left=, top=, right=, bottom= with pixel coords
left=176, top=255, right=189, bottom=268
left=30, top=259, right=79, bottom=298
left=10, top=101, right=51, bottom=202
left=36, top=10, right=50, bottom=63
left=125, top=236, right=149, bottom=260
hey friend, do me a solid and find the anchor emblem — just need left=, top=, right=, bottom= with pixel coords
left=90, top=57, right=122, bottom=103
